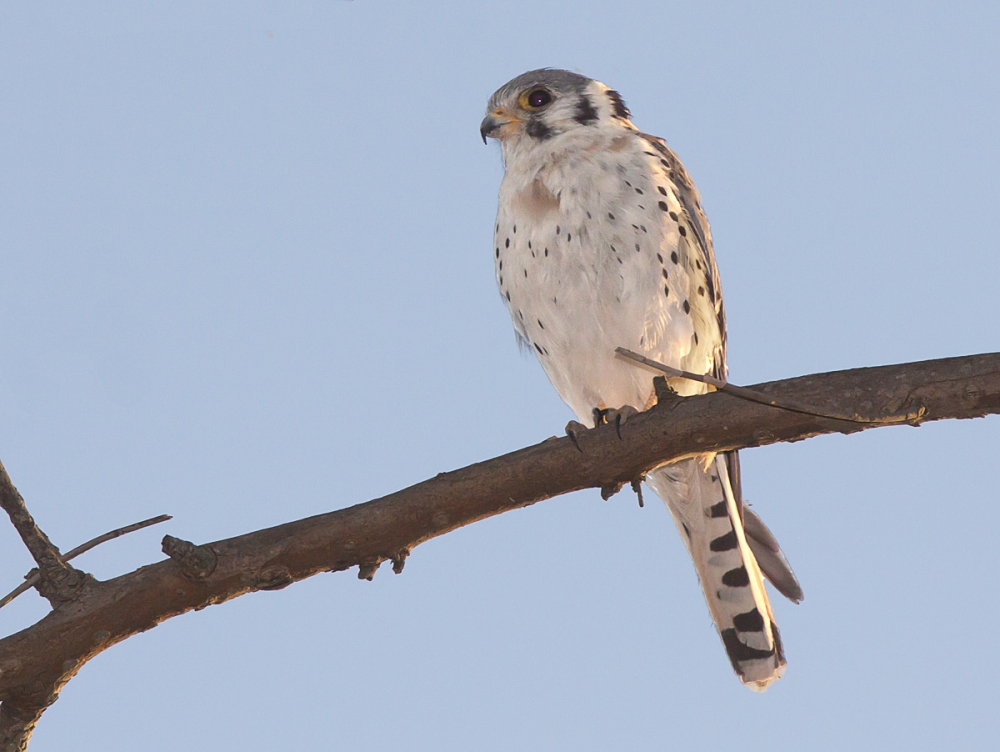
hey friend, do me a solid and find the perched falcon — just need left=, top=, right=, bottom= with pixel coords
left=481, top=69, right=803, bottom=690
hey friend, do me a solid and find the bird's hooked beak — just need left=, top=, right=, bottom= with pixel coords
left=480, top=109, right=521, bottom=144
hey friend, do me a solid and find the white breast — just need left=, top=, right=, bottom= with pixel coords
left=494, top=130, right=722, bottom=424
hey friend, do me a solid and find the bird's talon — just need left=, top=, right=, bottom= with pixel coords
left=565, top=420, right=588, bottom=452
left=593, top=405, right=639, bottom=439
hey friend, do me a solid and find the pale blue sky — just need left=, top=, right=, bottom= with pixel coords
left=1, top=2, right=998, bottom=750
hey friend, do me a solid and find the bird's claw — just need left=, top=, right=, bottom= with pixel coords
left=565, top=420, right=588, bottom=452
left=593, top=405, right=639, bottom=439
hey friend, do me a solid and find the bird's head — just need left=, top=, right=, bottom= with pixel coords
left=480, top=69, right=633, bottom=152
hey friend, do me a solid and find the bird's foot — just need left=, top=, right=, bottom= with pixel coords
left=565, top=420, right=588, bottom=452
left=592, top=404, right=639, bottom=440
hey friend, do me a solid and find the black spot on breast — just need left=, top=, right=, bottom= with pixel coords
left=671, top=251, right=679, bottom=264
left=526, top=119, right=553, bottom=140
left=669, top=211, right=678, bottom=221
left=567, top=233, right=572, bottom=241
left=556, top=225, right=561, bottom=234
left=658, top=201, right=669, bottom=212
left=683, top=300, right=690, bottom=314
left=533, top=342, right=543, bottom=355
left=722, top=566, right=750, bottom=588
left=523, top=269, right=527, bottom=278
left=658, top=186, right=667, bottom=196
left=499, top=260, right=503, bottom=270
left=608, top=212, right=615, bottom=220
left=544, top=248, right=549, bottom=257
left=694, top=332, right=699, bottom=344
left=710, top=530, right=738, bottom=552
left=505, top=290, right=510, bottom=301
left=698, top=286, right=705, bottom=296
left=708, top=500, right=728, bottom=518
left=537, top=319, right=544, bottom=329
left=696, top=260, right=702, bottom=270
left=679, top=226, right=687, bottom=237
left=527, top=240, right=531, bottom=249
left=574, top=95, right=599, bottom=124
left=635, top=188, right=643, bottom=195
left=662, top=269, right=668, bottom=280
left=657, top=253, right=663, bottom=263
left=607, top=89, right=630, bottom=119
left=586, top=211, right=592, bottom=219
left=635, top=243, right=640, bottom=252
left=512, top=225, right=516, bottom=233
left=495, top=247, right=499, bottom=258
left=660, top=159, right=670, bottom=168
left=505, top=237, right=510, bottom=248
left=663, top=285, right=669, bottom=297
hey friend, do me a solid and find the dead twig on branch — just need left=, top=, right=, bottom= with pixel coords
left=615, top=347, right=924, bottom=425
left=0, top=515, right=172, bottom=611
left=0, top=352, right=997, bottom=751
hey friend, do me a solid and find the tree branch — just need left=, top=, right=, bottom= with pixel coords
left=0, top=352, right=997, bottom=750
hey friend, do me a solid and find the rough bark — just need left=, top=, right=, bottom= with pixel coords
left=0, top=352, right=997, bottom=750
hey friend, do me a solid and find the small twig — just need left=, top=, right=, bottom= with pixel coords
left=630, top=478, right=645, bottom=507
left=0, top=514, right=172, bottom=610
left=615, top=348, right=923, bottom=426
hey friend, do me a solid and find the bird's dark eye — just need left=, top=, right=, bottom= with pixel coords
left=526, top=89, right=552, bottom=108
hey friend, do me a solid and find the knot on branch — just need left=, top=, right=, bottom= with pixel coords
left=652, top=376, right=681, bottom=407
left=31, top=565, right=89, bottom=607
left=600, top=481, right=625, bottom=500
left=602, top=476, right=647, bottom=506
left=391, top=548, right=410, bottom=574
left=254, top=566, right=293, bottom=591
left=357, top=560, right=381, bottom=581
left=162, top=536, right=217, bottom=580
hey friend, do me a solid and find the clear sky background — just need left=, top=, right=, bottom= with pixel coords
left=1, top=2, right=998, bottom=750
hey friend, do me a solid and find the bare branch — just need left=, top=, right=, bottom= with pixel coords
left=0, top=352, right=997, bottom=749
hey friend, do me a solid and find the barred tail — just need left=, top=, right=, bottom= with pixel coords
left=647, top=454, right=797, bottom=690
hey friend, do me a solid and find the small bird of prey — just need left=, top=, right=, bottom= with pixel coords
left=481, top=69, right=803, bottom=690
